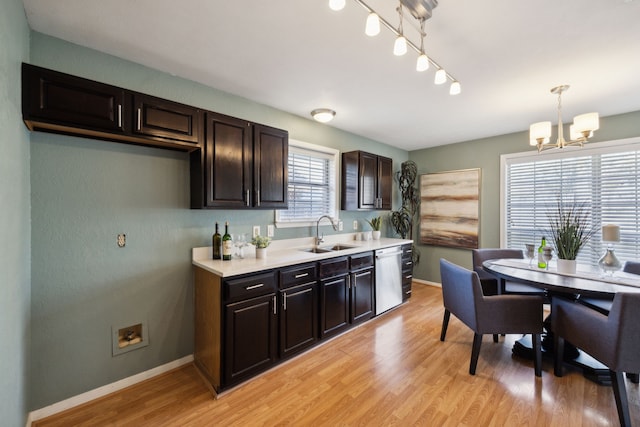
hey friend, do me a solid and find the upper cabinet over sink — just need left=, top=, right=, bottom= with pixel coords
left=189, top=112, right=288, bottom=209
left=341, top=150, right=392, bottom=211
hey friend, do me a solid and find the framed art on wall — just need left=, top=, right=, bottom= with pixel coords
left=419, top=168, right=480, bottom=249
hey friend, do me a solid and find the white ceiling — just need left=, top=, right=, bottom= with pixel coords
left=21, top=0, right=640, bottom=151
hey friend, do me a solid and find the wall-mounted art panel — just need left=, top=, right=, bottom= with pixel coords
left=420, top=168, right=480, bottom=249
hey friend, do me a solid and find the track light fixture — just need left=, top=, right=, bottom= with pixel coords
left=329, top=0, right=460, bottom=95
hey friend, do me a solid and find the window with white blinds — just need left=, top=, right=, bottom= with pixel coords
left=501, top=137, right=640, bottom=266
left=275, top=140, right=339, bottom=226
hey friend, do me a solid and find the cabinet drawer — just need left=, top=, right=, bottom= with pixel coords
left=350, top=252, right=374, bottom=271
left=402, top=271, right=413, bottom=286
left=401, top=244, right=413, bottom=259
left=280, top=263, right=317, bottom=289
left=224, top=272, right=276, bottom=302
left=318, top=256, right=349, bottom=279
left=402, top=258, right=414, bottom=271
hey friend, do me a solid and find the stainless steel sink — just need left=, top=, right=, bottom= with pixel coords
left=299, top=244, right=358, bottom=254
left=299, top=247, right=333, bottom=254
left=324, top=244, right=358, bottom=251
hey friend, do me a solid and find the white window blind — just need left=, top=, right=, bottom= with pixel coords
left=276, top=140, right=338, bottom=225
left=502, top=138, right=640, bottom=266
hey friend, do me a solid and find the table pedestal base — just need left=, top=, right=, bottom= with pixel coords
left=512, top=335, right=611, bottom=385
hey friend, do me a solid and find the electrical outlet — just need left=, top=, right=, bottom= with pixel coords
left=267, top=224, right=274, bottom=237
left=117, top=234, right=126, bottom=247
left=338, top=221, right=343, bottom=231
left=253, top=225, right=261, bottom=237
left=353, top=220, right=358, bottom=231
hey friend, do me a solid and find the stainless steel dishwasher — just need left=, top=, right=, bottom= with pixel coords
left=374, top=246, right=403, bottom=315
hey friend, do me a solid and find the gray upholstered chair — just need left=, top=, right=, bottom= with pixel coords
left=552, top=293, right=640, bottom=427
left=623, top=260, right=640, bottom=275
left=472, top=248, right=546, bottom=297
left=439, top=258, right=544, bottom=376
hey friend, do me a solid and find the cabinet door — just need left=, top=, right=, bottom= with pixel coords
left=351, top=268, right=374, bottom=324
left=224, top=293, right=277, bottom=386
left=359, top=152, right=379, bottom=210
left=377, top=156, right=393, bottom=210
left=320, top=275, right=350, bottom=338
left=205, top=112, right=252, bottom=208
left=280, top=282, right=318, bottom=358
left=254, top=124, right=288, bottom=208
left=132, top=93, right=202, bottom=146
left=22, top=63, right=126, bottom=134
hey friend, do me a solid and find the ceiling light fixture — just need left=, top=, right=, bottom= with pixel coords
left=330, top=0, right=460, bottom=95
left=529, top=85, right=599, bottom=152
left=311, top=108, right=336, bottom=123
left=365, top=12, right=380, bottom=36
left=329, top=0, right=346, bottom=11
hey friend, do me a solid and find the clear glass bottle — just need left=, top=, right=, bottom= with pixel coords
left=212, top=222, right=221, bottom=260
left=222, top=221, right=232, bottom=261
left=537, top=236, right=547, bottom=269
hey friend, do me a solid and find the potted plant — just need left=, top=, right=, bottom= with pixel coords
left=366, top=216, right=382, bottom=240
left=547, top=199, right=595, bottom=274
left=251, top=235, right=271, bottom=259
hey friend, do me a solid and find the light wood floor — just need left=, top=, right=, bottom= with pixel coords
left=34, top=283, right=638, bottom=426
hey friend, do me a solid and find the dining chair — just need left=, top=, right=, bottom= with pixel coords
left=472, top=248, right=547, bottom=297
left=552, top=293, right=640, bottom=427
left=439, top=258, right=544, bottom=376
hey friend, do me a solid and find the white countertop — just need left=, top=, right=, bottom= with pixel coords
left=192, top=234, right=412, bottom=277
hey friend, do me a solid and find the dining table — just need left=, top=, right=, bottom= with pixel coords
left=482, top=258, right=640, bottom=384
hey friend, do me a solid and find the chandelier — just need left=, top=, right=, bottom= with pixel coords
left=328, top=0, right=461, bottom=95
left=529, top=85, right=599, bottom=152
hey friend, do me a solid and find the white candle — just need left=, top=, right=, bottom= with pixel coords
left=602, top=224, right=620, bottom=242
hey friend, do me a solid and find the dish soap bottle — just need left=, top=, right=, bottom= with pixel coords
left=537, top=236, right=547, bottom=269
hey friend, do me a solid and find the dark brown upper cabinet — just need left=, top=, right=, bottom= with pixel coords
left=131, top=93, right=202, bottom=146
left=342, top=151, right=392, bottom=211
left=22, top=63, right=127, bottom=136
left=190, top=112, right=288, bottom=209
left=22, top=63, right=202, bottom=151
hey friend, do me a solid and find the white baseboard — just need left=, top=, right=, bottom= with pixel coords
left=27, top=354, right=194, bottom=425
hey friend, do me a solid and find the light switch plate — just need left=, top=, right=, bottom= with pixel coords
left=253, top=225, right=261, bottom=237
left=267, top=225, right=274, bottom=237
left=353, top=220, right=358, bottom=230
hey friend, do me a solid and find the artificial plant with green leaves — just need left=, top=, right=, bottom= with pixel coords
left=389, top=160, right=420, bottom=264
left=366, top=216, right=382, bottom=231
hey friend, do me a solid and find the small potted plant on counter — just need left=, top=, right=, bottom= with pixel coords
left=251, top=235, right=271, bottom=259
left=366, top=216, right=382, bottom=240
left=547, top=199, right=595, bottom=274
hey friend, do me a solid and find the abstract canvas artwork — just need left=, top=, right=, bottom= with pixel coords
left=419, top=169, right=480, bottom=249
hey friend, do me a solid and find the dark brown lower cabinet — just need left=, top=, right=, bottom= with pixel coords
left=224, top=293, right=277, bottom=386
left=320, top=274, right=350, bottom=338
left=351, top=267, right=374, bottom=324
left=279, top=281, right=318, bottom=358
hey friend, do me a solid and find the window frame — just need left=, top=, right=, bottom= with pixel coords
left=500, top=136, right=640, bottom=265
left=275, top=139, right=340, bottom=229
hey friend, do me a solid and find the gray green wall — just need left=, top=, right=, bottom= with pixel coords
left=28, top=32, right=407, bottom=409
left=409, top=110, right=640, bottom=283
left=0, top=0, right=31, bottom=425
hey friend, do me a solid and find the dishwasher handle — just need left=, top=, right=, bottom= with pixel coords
left=375, top=247, right=402, bottom=259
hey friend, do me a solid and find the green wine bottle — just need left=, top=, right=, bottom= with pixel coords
left=212, top=222, right=221, bottom=260
left=537, top=236, right=547, bottom=269
left=222, top=221, right=232, bottom=261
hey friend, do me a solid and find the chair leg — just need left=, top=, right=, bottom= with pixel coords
left=440, top=309, right=451, bottom=341
left=493, top=334, right=499, bottom=343
left=469, top=333, right=483, bottom=375
left=554, top=334, right=564, bottom=377
left=532, top=333, right=542, bottom=377
left=611, top=370, right=631, bottom=427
